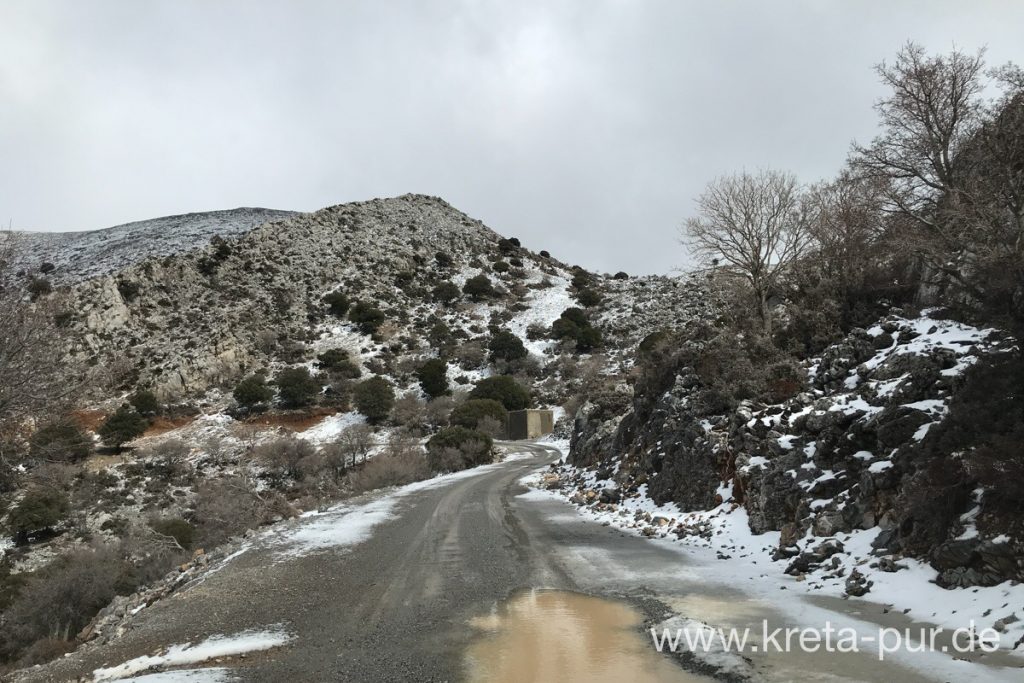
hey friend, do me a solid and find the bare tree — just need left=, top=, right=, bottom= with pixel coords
left=334, top=423, right=375, bottom=467
left=682, top=169, right=810, bottom=333
left=851, top=43, right=987, bottom=293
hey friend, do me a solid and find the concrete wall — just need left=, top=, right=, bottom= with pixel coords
left=507, top=409, right=554, bottom=440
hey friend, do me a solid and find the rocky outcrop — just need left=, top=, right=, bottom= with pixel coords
left=570, top=311, right=1023, bottom=588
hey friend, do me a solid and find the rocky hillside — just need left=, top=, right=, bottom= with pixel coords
left=10, top=194, right=711, bottom=402
left=563, top=307, right=1024, bottom=640
left=6, top=208, right=298, bottom=284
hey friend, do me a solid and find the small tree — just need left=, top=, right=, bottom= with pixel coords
left=129, top=389, right=160, bottom=417
left=488, top=330, right=527, bottom=362
left=29, top=421, right=92, bottom=462
left=450, top=399, right=507, bottom=431
left=463, top=274, right=497, bottom=301
left=416, top=358, right=450, bottom=398
left=469, top=376, right=530, bottom=411
left=323, top=291, right=351, bottom=317
left=335, top=423, right=375, bottom=466
left=98, top=405, right=148, bottom=448
left=274, top=367, right=321, bottom=409
left=432, top=282, right=461, bottom=304
left=8, top=487, right=69, bottom=545
left=353, top=376, right=395, bottom=424
left=316, top=349, right=362, bottom=379
left=233, top=374, right=274, bottom=409
left=682, top=169, right=811, bottom=334
left=349, top=302, right=386, bottom=334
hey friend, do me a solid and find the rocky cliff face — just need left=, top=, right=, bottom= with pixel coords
left=570, top=310, right=1024, bottom=588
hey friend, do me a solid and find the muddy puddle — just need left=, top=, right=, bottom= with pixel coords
left=465, top=589, right=711, bottom=682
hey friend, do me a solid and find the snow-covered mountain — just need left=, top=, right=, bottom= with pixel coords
left=6, top=207, right=298, bottom=283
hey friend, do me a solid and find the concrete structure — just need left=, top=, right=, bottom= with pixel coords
left=507, top=409, right=555, bottom=440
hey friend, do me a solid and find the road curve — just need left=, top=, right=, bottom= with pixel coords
left=16, top=443, right=959, bottom=683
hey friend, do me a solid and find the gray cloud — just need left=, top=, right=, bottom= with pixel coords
left=2, top=0, right=1023, bottom=274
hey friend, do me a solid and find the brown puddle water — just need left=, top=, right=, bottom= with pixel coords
left=465, top=589, right=711, bottom=683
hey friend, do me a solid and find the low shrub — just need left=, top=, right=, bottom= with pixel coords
left=349, top=302, right=386, bottom=334
left=488, top=330, right=527, bottom=362
left=323, top=291, right=350, bottom=317
left=469, top=375, right=530, bottom=411
left=426, top=427, right=493, bottom=472
left=450, top=399, right=507, bottom=431
left=29, top=422, right=92, bottom=462
left=98, top=405, right=148, bottom=448
left=416, top=358, right=450, bottom=398
left=233, top=373, right=274, bottom=409
left=129, top=389, right=160, bottom=417
left=353, top=376, right=395, bottom=423
left=274, top=367, right=321, bottom=409
left=7, top=488, right=69, bottom=545
left=463, top=274, right=497, bottom=301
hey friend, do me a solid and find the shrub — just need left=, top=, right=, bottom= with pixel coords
left=613, top=271, right=629, bottom=280
left=150, top=517, right=196, bottom=550
left=323, top=291, right=351, bottom=317
left=116, top=280, right=140, bottom=302
left=316, top=349, right=362, bottom=378
left=255, top=436, right=316, bottom=482
left=432, top=282, right=461, bottom=304
left=349, top=302, right=386, bottom=334
left=274, top=367, right=321, bottom=409
left=468, top=376, right=530, bottom=411
left=29, top=422, right=92, bottom=462
left=0, top=547, right=131, bottom=660
left=450, top=399, right=507, bottom=431
left=353, top=376, right=395, bottom=423
left=463, top=274, right=497, bottom=301
left=348, top=445, right=430, bottom=494
left=233, top=373, right=274, bottom=409
left=98, top=405, right=148, bottom=448
left=7, top=488, right=69, bottom=545
left=129, top=389, right=160, bottom=417
left=27, top=277, right=51, bottom=299
left=576, top=288, right=602, bottom=307
left=488, top=330, right=527, bottom=362
left=192, top=477, right=283, bottom=548
left=570, top=269, right=593, bottom=289
left=435, top=251, right=453, bottom=268
left=426, top=427, right=493, bottom=472
left=493, top=260, right=510, bottom=273
left=550, top=308, right=601, bottom=351
left=416, top=358, right=449, bottom=398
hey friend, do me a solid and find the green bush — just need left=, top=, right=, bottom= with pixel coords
left=570, top=269, right=593, bottom=289
left=29, top=421, right=92, bottom=462
left=432, top=282, right=461, bottom=304
left=323, top=291, right=351, bottom=317
left=493, top=260, right=510, bottom=273
left=353, top=376, right=395, bottom=424
left=450, top=399, right=507, bottom=430
left=416, top=359, right=450, bottom=398
left=488, top=330, right=527, bottom=362
left=576, top=288, right=602, bottom=307
left=463, top=274, right=497, bottom=301
left=274, top=367, right=321, bottom=409
left=150, top=517, right=196, bottom=550
left=316, top=349, right=362, bottom=378
left=469, top=376, right=530, bottom=411
left=233, top=374, right=274, bottom=409
left=349, top=302, right=386, bottom=334
left=551, top=308, right=601, bottom=351
left=98, top=405, right=148, bottom=448
left=7, top=488, right=69, bottom=544
left=129, top=389, right=160, bottom=417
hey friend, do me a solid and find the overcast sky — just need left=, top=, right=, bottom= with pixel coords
left=3, top=1, right=1024, bottom=274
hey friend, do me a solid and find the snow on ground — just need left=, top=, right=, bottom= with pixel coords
left=298, top=411, right=365, bottom=444
left=92, top=627, right=293, bottom=681
left=524, top=442, right=1024, bottom=681
left=507, top=274, right=573, bottom=357
left=118, top=670, right=233, bottom=682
